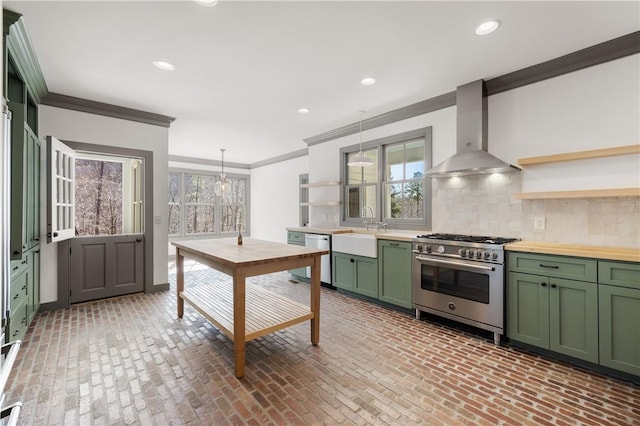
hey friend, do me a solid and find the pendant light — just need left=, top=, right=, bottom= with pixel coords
left=347, top=110, right=374, bottom=167
left=214, top=148, right=231, bottom=196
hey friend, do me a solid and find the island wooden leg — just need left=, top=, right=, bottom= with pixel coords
left=176, top=248, right=184, bottom=318
left=233, top=269, right=247, bottom=378
left=310, top=255, right=321, bottom=345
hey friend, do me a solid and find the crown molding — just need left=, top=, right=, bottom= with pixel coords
left=304, top=92, right=455, bottom=146
left=486, top=31, right=640, bottom=95
left=169, top=155, right=250, bottom=169
left=42, top=92, right=176, bottom=128
left=4, top=10, right=48, bottom=103
left=249, top=148, right=308, bottom=169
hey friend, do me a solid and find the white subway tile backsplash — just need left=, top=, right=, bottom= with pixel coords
left=432, top=172, right=640, bottom=248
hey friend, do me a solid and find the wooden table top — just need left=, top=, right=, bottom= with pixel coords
left=172, top=238, right=329, bottom=267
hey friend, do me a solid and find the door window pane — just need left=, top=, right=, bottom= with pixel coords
left=75, top=158, right=123, bottom=236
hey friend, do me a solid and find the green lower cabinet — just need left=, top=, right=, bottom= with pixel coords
left=508, top=272, right=550, bottom=347
left=549, top=278, right=598, bottom=363
left=332, top=252, right=377, bottom=298
left=287, top=231, right=306, bottom=278
left=28, top=245, right=41, bottom=322
left=507, top=271, right=598, bottom=363
left=378, top=240, right=412, bottom=308
left=598, top=284, right=640, bottom=376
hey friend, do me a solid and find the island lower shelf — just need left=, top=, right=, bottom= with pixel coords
left=180, top=281, right=314, bottom=342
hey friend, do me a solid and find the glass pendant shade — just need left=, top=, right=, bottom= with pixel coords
left=348, top=151, right=374, bottom=167
left=214, top=148, right=231, bottom=196
left=348, top=110, right=373, bottom=167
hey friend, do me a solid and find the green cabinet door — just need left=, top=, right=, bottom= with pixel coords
left=332, top=252, right=377, bottom=297
left=26, top=127, right=41, bottom=249
left=29, top=245, right=41, bottom=322
left=599, top=285, right=640, bottom=376
left=354, top=256, right=378, bottom=298
left=549, top=278, right=599, bottom=363
left=333, top=252, right=355, bottom=291
left=378, top=240, right=412, bottom=308
left=287, top=231, right=306, bottom=278
left=507, top=272, right=550, bottom=347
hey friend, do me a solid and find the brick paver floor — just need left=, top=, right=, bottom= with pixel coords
left=6, top=261, right=640, bottom=425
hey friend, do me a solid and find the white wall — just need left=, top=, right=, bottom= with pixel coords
left=251, top=54, right=640, bottom=248
left=489, top=54, right=640, bottom=193
left=250, top=155, right=307, bottom=243
left=38, top=105, right=169, bottom=303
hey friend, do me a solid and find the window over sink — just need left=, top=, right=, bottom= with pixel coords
left=340, top=127, right=432, bottom=230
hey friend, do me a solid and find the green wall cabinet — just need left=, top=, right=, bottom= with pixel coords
left=508, top=253, right=599, bottom=363
left=378, top=240, right=412, bottom=308
left=332, top=252, right=378, bottom=298
left=598, top=261, right=640, bottom=376
left=287, top=231, right=307, bottom=278
left=4, top=31, right=42, bottom=342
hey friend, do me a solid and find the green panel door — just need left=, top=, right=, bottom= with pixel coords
left=549, top=278, right=599, bottom=363
left=287, top=231, right=306, bottom=278
left=354, top=256, right=378, bottom=298
left=28, top=128, right=41, bottom=249
left=332, top=252, right=355, bottom=291
left=599, top=285, right=640, bottom=376
left=507, top=272, right=549, bottom=348
left=378, top=240, right=412, bottom=308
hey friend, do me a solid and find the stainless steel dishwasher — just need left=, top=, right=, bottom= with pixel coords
left=304, top=233, right=331, bottom=284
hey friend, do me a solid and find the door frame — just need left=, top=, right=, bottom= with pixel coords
left=48, top=140, right=155, bottom=310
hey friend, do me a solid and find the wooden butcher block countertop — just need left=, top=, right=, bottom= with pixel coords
left=505, top=241, right=640, bottom=263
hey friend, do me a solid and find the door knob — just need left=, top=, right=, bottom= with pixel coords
left=136, top=238, right=142, bottom=242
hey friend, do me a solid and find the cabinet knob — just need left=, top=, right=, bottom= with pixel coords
left=550, top=284, right=557, bottom=288
left=136, top=238, right=142, bottom=243
left=541, top=282, right=547, bottom=287
left=350, top=258, right=355, bottom=263
left=13, top=294, right=19, bottom=300
left=12, top=250, right=20, bottom=255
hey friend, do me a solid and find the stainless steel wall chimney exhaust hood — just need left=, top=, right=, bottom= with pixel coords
left=425, top=80, right=520, bottom=177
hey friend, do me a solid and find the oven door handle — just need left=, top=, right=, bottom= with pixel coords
left=415, top=256, right=496, bottom=272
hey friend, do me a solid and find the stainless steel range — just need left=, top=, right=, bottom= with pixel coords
left=412, top=233, right=519, bottom=345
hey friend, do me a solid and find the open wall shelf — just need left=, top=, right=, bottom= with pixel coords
left=516, top=145, right=640, bottom=199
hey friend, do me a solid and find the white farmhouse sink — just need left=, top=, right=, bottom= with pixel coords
left=332, top=233, right=377, bottom=258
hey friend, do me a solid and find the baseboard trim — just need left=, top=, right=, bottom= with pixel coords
left=146, top=283, right=169, bottom=293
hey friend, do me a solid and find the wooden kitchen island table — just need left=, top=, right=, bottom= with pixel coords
left=172, top=238, right=328, bottom=378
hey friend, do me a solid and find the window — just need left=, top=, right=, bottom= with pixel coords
left=73, top=153, right=144, bottom=237
left=345, top=148, right=378, bottom=220
left=340, top=127, right=432, bottom=229
left=384, top=139, right=425, bottom=220
left=168, top=170, right=249, bottom=238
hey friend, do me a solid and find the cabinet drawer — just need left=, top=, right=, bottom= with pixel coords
left=9, top=267, right=29, bottom=309
left=287, top=231, right=305, bottom=245
left=10, top=256, right=28, bottom=278
left=9, top=301, right=29, bottom=341
left=508, top=252, right=596, bottom=282
left=598, top=261, right=640, bottom=290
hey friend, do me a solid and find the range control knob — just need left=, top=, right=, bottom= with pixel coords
left=458, top=248, right=465, bottom=257
left=484, top=251, right=491, bottom=260
left=476, top=250, right=483, bottom=259
left=416, top=244, right=423, bottom=252
left=492, top=252, right=499, bottom=260
left=426, top=245, right=432, bottom=253
left=437, top=245, right=446, bottom=254
left=467, top=249, right=475, bottom=258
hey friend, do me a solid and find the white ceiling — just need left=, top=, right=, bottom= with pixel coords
left=4, top=1, right=639, bottom=164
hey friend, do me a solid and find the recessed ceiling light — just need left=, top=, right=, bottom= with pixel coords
left=152, top=60, right=175, bottom=71
left=194, top=0, right=218, bottom=6
left=297, top=108, right=310, bottom=114
left=475, top=20, right=500, bottom=36
left=360, top=77, right=376, bottom=86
